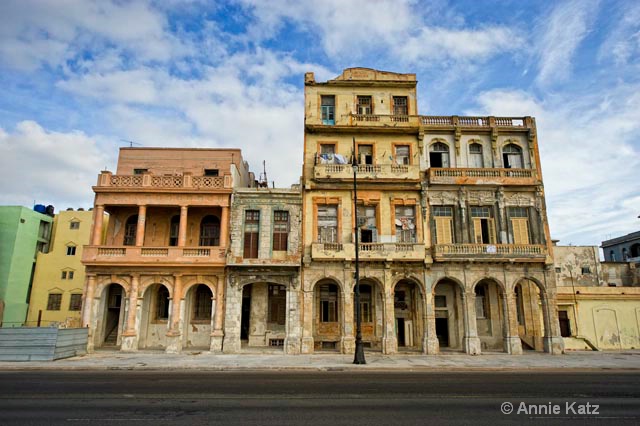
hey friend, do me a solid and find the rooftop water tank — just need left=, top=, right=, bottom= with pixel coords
left=34, top=204, right=46, bottom=214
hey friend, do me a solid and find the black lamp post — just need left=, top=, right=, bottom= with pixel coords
left=353, top=138, right=366, bottom=364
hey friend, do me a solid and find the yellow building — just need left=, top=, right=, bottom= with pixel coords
left=26, top=209, right=102, bottom=327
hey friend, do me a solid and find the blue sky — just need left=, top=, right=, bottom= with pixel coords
left=0, top=0, right=639, bottom=246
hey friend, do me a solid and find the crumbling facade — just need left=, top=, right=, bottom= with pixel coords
left=82, top=148, right=252, bottom=353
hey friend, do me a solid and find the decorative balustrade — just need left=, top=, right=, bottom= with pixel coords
left=314, top=163, right=420, bottom=180
left=192, top=176, right=224, bottom=189
left=183, top=248, right=211, bottom=257
left=311, top=242, right=425, bottom=260
left=360, top=243, right=384, bottom=252
left=83, top=245, right=225, bottom=264
left=97, top=247, right=126, bottom=256
left=420, top=116, right=453, bottom=125
left=321, top=114, right=530, bottom=129
left=141, top=248, right=169, bottom=257
left=428, top=167, right=537, bottom=185
left=97, top=172, right=229, bottom=190
left=434, top=243, right=546, bottom=260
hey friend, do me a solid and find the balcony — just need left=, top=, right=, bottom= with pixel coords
left=94, top=172, right=232, bottom=192
left=433, top=244, right=546, bottom=262
left=427, top=168, right=539, bottom=186
left=311, top=242, right=426, bottom=262
left=314, top=163, right=420, bottom=182
left=82, top=245, right=226, bottom=266
left=420, top=116, right=529, bottom=129
left=347, top=113, right=421, bottom=128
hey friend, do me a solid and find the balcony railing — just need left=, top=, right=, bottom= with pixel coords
left=311, top=242, right=425, bottom=261
left=433, top=244, right=546, bottom=262
left=420, top=116, right=527, bottom=128
left=428, top=168, right=538, bottom=185
left=96, top=172, right=232, bottom=190
left=314, top=163, right=420, bottom=181
left=347, top=114, right=421, bottom=127
left=84, top=245, right=225, bottom=265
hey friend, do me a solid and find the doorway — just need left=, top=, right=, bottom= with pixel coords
left=436, top=317, right=449, bottom=347
left=241, top=285, right=251, bottom=341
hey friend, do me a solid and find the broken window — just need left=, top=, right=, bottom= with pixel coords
left=470, top=206, right=496, bottom=244
left=508, top=207, right=530, bottom=245
left=47, top=293, right=62, bottom=311
left=273, top=210, right=289, bottom=251
left=358, top=144, right=374, bottom=165
left=393, top=96, right=408, bottom=116
left=317, top=205, right=338, bottom=244
left=394, top=145, right=410, bottom=165
left=395, top=206, right=416, bottom=243
left=155, top=286, right=170, bottom=320
left=321, top=95, right=335, bottom=125
left=433, top=206, right=454, bottom=244
left=320, top=284, right=338, bottom=322
left=192, top=284, right=212, bottom=320
left=469, top=143, right=484, bottom=168
left=69, top=294, right=82, bottom=311
left=357, top=96, right=373, bottom=115
left=357, top=205, right=377, bottom=243
left=429, top=142, right=450, bottom=168
left=503, top=144, right=523, bottom=168
left=268, top=284, right=286, bottom=325
left=123, top=214, right=137, bottom=246
left=243, top=210, right=260, bottom=258
left=200, top=215, right=220, bottom=246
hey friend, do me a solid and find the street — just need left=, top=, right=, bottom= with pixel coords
left=0, top=371, right=638, bottom=425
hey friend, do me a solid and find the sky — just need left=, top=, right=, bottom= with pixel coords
left=0, top=0, right=639, bottom=247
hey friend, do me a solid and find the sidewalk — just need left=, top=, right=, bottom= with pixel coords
left=1, top=350, right=640, bottom=371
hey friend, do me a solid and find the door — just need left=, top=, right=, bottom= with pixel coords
left=436, top=317, right=449, bottom=347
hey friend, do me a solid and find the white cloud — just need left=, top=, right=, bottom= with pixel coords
left=597, top=2, right=640, bottom=66
left=0, top=121, right=114, bottom=209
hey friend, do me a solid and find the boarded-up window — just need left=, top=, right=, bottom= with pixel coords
left=508, top=207, right=530, bottom=244
left=47, top=294, right=62, bottom=311
left=268, top=285, right=286, bottom=325
left=469, top=143, right=484, bottom=168
left=320, top=284, right=338, bottom=322
left=317, top=205, right=338, bottom=243
left=69, top=294, right=82, bottom=311
left=433, top=206, right=453, bottom=244
left=395, top=206, right=416, bottom=243
left=470, top=206, right=496, bottom=244
left=395, top=145, right=410, bottom=165
left=273, top=211, right=289, bottom=251
left=244, top=210, right=260, bottom=258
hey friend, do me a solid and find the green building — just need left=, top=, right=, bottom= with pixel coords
left=0, top=206, right=53, bottom=327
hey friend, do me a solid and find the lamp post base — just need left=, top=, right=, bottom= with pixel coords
left=353, top=339, right=366, bottom=364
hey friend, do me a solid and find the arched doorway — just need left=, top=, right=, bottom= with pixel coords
left=139, top=283, right=170, bottom=349
left=123, top=215, right=138, bottom=246
left=514, top=279, right=546, bottom=351
left=240, top=282, right=288, bottom=350
left=433, top=279, right=464, bottom=351
left=355, top=280, right=383, bottom=351
left=98, top=283, right=126, bottom=348
left=314, top=280, right=342, bottom=351
left=393, top=279, right=423, bottom=351
left=473, top=279, right=507, bottom=352
left=183, top=284, right=213, bottom=349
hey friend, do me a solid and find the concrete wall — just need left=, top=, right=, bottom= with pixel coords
left=0, top=327, right=87, bottom=361
left=553, top=245, right=603, bottom=287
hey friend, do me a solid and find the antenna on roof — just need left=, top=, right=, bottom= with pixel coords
left=258, top=160, right=268, bottom=188
left=121, top=139, right=142, bottom=148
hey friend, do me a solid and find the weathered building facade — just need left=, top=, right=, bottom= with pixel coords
left=82, top=148, right=252, bottom=353
left=301, top=68, right=563, bottom=355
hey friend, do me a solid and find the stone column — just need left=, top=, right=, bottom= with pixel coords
left=341, top=286, right=355, bottom=354
left=178, top=206, right=188, bottom=247
left=382, top=289, right=397, bottom=354
left=284, top=281, right=302, bottom=355
left=463, top=291, right=481, bottom=355
left=83, top=275, right=97, bottom=352
left=424, top=290, right=439, bottom=354
left=504, top=292, right=523, bottom=355
left=135, top=205, right=146, bottom=247
left=91, top=205, right=104, bottom=245
left=542, top=289, right=565, bottom=355
left=248, top=283, right=268, bottom=346
left=210, top=277, right=225, bottom=352
left=300, top=289, right=315, bottom=354
left=121, top=274, right=140, bottom=352
left=166, top=275, right=183, bottom=353
left=220, top=206, right=230, bottom=248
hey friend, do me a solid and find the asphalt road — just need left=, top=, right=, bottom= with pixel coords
left=0, top=370, right=638, bottom=425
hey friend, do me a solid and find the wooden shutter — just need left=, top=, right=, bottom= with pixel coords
left=511, top=218, right=530, bottom=244
left=473, top=218, right=483, bottom=243
left=435, top=217, right=453, bottom=244
left=488, top=219, right=496, bottom=244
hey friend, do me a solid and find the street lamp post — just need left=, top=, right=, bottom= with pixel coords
left=353, top=140, right=366, bottom=364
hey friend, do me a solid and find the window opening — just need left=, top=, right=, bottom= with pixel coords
left=321, top=95, right=335, bottom=125
left=70, top=221, right=80, bottom=230
left=393, top=96, right=408, bottom=116
left=169, top=215, right=180, bottom=246
left=69, top=294, right=82, bottom=311
left=394, top=145, right=410, bottom=165
left=320, top=284, right=338, bottom=322
left=204, top=169, right=219, bottom=176
left=156, top=286, right=169, bottom=320
left=395, top=206, right=416, bottom=243
left=273, top=210, right=289, bottom=251
left=358, top=144, right=374, bottom=165
left=200, top=215, right=220, bottom=246
left=66, top=245, right=77, bottom=256
left=470, top=206, right=496, bottom=244
left=124, top=215, right=138, bottom=246
left=357, top=96, right=373, bottom=115
left=47, top=294, right=62, bottom=311
left=317, top=205, right=338, bottom=244
left=503, top=144, right=523, bottom=168
left=268, top=284, right=287, bottom=325
left=469, top=143, right=484, bottom=168
left=433, top=206, right=454, bottom=244
left=133, top=168, right=148, bottom=175
left=243, top=210, right=260, bottom=258
left=429, top=142, right=450, bottom=168
left=192, top=285, right=212, bottom=320
left=508, top=207, right=530, bottom=244
left=357, top=205, right=377, bottom=243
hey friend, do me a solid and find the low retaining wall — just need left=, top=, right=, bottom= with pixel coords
left=0, top=327, right=88, bottom=361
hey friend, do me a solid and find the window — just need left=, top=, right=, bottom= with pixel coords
left=357, top=96, right=373, bottom=115
left=357, top=284, right=373, bottom=322
left=470, top=206, right=496, bottom=244
left=200, top=215, right=220, bottom=246
left=47, top=294, right=62, bottom=311
left=317, top=205, right=338, bottom=244
left=558, top=310, right=571, bottom=337
left=156, top=286, right=169, bottom=320
left=503, top=144, right=523, bottom=168
left=69, top=294, right=82, bottom=311
left=204, top=169, right=219, bottom=176
left=623, top=248, right=629, bottom=261
left=358, top=144, right=374, bottom=165
left=435, top=295, right=447, bottom=308
left=192, top=285, right=212, bottom=320
left=515, top=285, right=525, bottom=326
left=123, top=214, right=138, bottom=246
left=169, top=215, right=180, bottom=246
left=321, top=95, right=335, bottom=125
left=631, top=244, right=640, bottom=258
left=429, top=142, right=450, bottom=168
left=318, top=144, right=336, bottom=164
left=268, top=284, right=286, bottom=325
left=469, top=143, right=484, bottom=168
left=243, top=210, right=260, bottom=258
left=68, top=271, right=74, bottom=280
left=61, top=271, right=67, bottom=279
left=394, top=145, right=410, bottom=165
left=273, top=210, right=289, bottom=251
left=555, top=267, right=562, bottom=273
left=66, top=245, right=77, bottom=256
left=395, top=206, right=416, bottom=243
left=133, top=168, right=148, bottom=175
left=38, top=221, right=50, bottom=239
left=475, top=284, right=489, bottom=319
left=320, top=284, right=338, bottom=322
left=610, top=251, right=616, bottom=261
left=508, top=207, right=530, bottom=245
left=581, top=266, right=591, bottom=274
left=69, top=221, right=80, bottom=230
left=357, top=205, right=377, bottom=243
left=433, top=206, right=454, bottom=244
left=392, top=96, right=408, bottom=116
